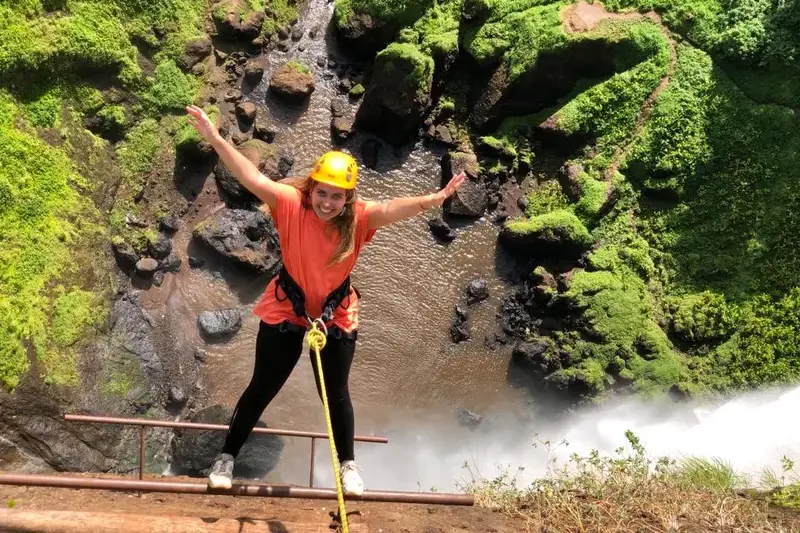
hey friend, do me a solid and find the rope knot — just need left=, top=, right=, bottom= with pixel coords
left=305, top=317, right=328, bottom=352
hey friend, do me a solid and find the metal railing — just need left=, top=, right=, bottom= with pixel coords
left=63, top=413, right=389, bottom=488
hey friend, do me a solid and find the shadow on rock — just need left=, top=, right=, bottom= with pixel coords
left=170, top=405, right=284, bottom=480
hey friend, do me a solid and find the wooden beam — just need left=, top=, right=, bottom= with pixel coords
left=0, top=510, right=369, bottom=533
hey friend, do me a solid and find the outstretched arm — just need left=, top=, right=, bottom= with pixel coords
left=366, top=172, right=466, bottom=230
left=185, top=105, right=292, bottom=209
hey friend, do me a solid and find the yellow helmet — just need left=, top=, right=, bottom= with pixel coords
left=310, top=151, right=358, bottom=190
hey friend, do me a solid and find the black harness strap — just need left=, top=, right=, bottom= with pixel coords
left=273, top=266, right=358, bottom=338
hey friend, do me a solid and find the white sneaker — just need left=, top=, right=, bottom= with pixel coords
left=208, top=452, right=234, bottom=489
left=340, top=460, right=364, bottom=496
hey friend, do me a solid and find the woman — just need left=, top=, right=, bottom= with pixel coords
left=185, top=104, right=465, bottom=495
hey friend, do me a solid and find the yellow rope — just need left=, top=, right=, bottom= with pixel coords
left=306, top=319, right=350, bottom=533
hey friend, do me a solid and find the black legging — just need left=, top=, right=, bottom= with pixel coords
left=221, top=321, right=357, bottom=462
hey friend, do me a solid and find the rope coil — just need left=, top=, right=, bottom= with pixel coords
left=306, top=318, right=349, bottom=533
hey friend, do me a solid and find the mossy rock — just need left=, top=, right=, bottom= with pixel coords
left=212, top=0, right=266, bottom=41
left=355, top=42, right=434, bottom=146
left=500, top=210, right=593, bottom=259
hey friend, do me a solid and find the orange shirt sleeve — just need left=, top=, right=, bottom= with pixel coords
left=269, top=185, right=302, bottom=233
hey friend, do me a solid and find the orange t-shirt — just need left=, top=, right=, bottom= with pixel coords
left=253, top=185, right=376, bottom=333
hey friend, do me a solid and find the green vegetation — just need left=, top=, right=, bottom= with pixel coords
left=262, top=0, right=298, bottom=37
left=348, top=83, right=365, bottom=98
left=172, top=105, right=220, bottom=151
left=285, top=60, right=310, bottom=74
left=525, top=180, right=568, bottom=217
left=375, top=42, right=435, bottom=98
left=139, top=60, right=199, bottom=114
left=0, top=0, right=208, bottom=390
left=506, top=210, right=592, bottom=248
left=463, top=432, right=800, bottom=531
left=0, top=91, right=104, bottom=390
left=463, top=0, right=566, bottom=79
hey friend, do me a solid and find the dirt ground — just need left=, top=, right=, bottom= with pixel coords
left=0, top=473, right=529, bottom=533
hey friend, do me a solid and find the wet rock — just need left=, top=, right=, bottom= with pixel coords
left=331, top=116, right=353, bottom=143
left=149, top=234, right=172, bottom=261
left=170, top=405, right=284, bottom=478
left=180, top=37, right=212, bottom=70
left=532, top=266, right=558, bottom=305
left=456, top=408, right=484, bottom=430
left=348, top=83, right=365, bottom=100
left=330, top=99, right=347, bottom=118
left=268, top=63, right=315, bottom=103
left=193, top=348, right=207, bottom=362
left=426, top=124, right=455, bottom=147
left=338, top=78, right=353, bottom=93
left=112, top=241, right=139, bottom=273
left=235, top=101, right=257, bottom=123
left=558, top=162, right=583, bottom=202
left=277, top=26, right=289, bottom=40
left=451, top=305, right=470, bottom=343
left=135, top=258, right=159, bottom=276
left=291, top=27, right=303, bottom=41
left=243, top=59, right=265, bottom=85
left=517, top=196, right=529, bottom=212
left=160, top=252, right=182, bottom=273
left=310, top=25, right=320, bottom=38
left=297, top=43, right=306, bottom=52
left=152, top=270, right=166, bottom=287
left=428, top=217, right=456, bottom=242
left=355, top=44, right=433, bottom=146
left=231, top=130, right=250, bottom=145
left=334, top=12, right=398, bottom=58
left=212, top=0, right=265, bottom=41
left=361, top=138, right=381, bottom=170
left=466, top=278, right=489, bottom=305
left=224, top=89, right=243, bottom=103
left=192, top=208, right=282, bottom=274
left=169, top=386, right=186, bottom=405
left=317, top=56, right=327, bottom=67
left=198, top=308, right=242, bottom=339
left=251, top=36, right=264, bottom=48
left=254, top=121, right=277, bottom=143
left=441, top=152, right=487, bottom=217
left=189, top=256, right=205, bottom=268
left=158, top=214, right=180, bottom=233
left=278, top=151, right=294, bottom=177
left=512, top=341, right=560, bottom=378
left=214, top=139, right=279, bottom=207
left=276, top=41, right=290, bottom=52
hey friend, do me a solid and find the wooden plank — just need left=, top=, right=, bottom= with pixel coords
left=0, top=509, right=369, bottom=533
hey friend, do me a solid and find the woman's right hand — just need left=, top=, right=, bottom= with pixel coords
left=186, top=105, right=220, bottom=143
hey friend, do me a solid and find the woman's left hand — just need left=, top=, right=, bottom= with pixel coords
left=428, top=171, right=466, bottom=208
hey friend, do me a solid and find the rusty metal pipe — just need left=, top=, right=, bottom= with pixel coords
left=64, top=414, right=388, bottom=443
left=309, top=437, right=316, bottom=488
left=0, top=474, right=474, bottom=506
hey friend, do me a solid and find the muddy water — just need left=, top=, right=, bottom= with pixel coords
left=142, top=0, right=533, bottom=488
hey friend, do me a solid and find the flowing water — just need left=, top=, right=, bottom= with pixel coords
left=140, top=0, right=800, bottom=491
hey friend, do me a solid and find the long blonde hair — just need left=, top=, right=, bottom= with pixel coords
left=278, top=175, right=357, bottom=265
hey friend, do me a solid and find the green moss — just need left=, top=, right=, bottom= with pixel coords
left=412, top=0, right=463, bottom=59
left=506, top=210, right=593, bottom=247
left=0, top=2, right=141, bottom=85
left=525, top=180, right=568, bottom=217
left=0, top=91, right=104, bottom=391
left=286, top=60, right=310, bottom=74
left=22, top=85, right=63, bottom=128
left=573, top=171, right=609, bottom=222
left=668, top=291, right=736, bottom=343
left=334, top=0, right=433, bottom=31
left=464, top=1, right=566, bottom=79
left=348, top=83, right=365, bottom=98
left=117, top=118, right=161, bottom=182
left=139, top=60, right=199, bottom=114
left=116, top=0, right=208, bottom=64
left=97, top=104, right=127, bottom=128
left=375, top=42, right=435, bottom=98
left=173, top=105, right=219, bottom=150
left=262, top=0, right=297, bottom=37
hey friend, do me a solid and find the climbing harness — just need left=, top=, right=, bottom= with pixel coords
left=305, top=317, right=350, bottom=533
left=274, top=265, right=359, bottom=334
